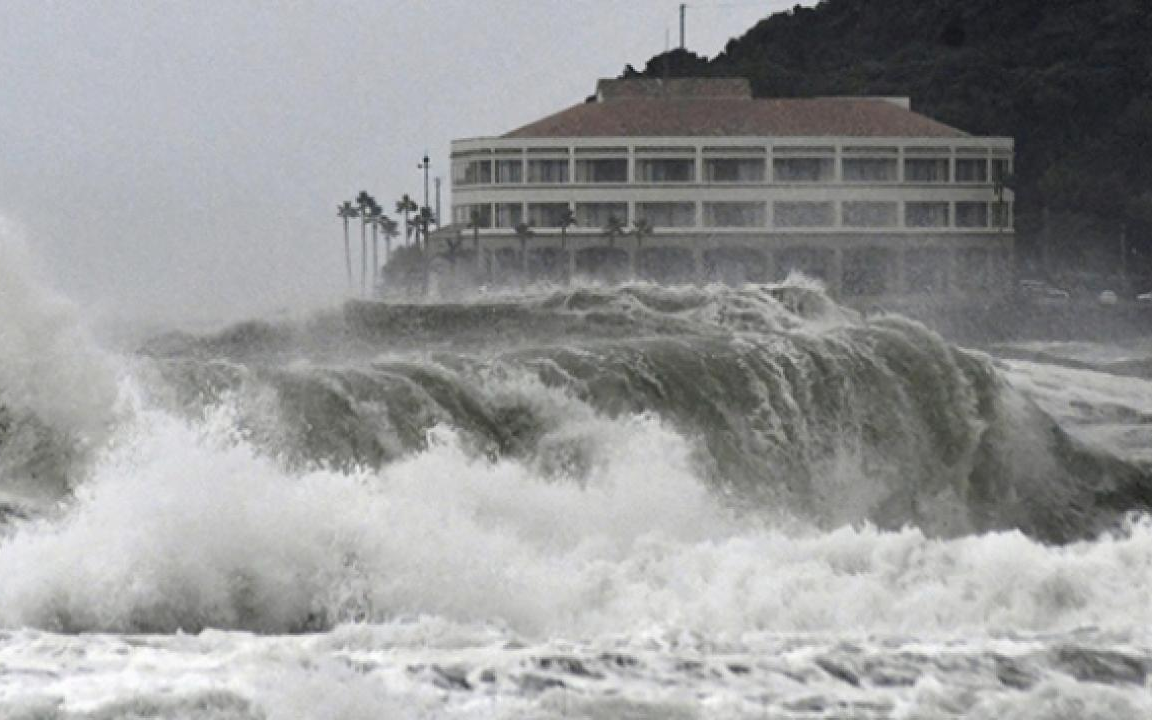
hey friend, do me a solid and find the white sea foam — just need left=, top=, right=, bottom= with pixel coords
left=1, top=228, right=1151, bottom=716
left=0, top=216, right=119, bottom=442
left=1003, top=358, right=1152, bottom=462
left=1, top=383, right=1150, bottom=641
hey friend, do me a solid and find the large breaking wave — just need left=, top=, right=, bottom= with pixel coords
left=133, top=284, right=1150, bottom=542
left=1, top=217, right=1151, bottom=636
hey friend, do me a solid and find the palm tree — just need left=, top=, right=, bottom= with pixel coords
left=415, top=206, right=436, bottom=252
left=445, top=230, right=465, bottom=279
left=602, top=214, right=626, bottom=249
left=467, top=209, right=485, bottom=279
left=379, top=215, right=399, bottom=269
left=631, top=218, right=654, bottom=278
left=514, top=222, right=534, bottom=279
left=396, top=194, right=419, bottom=247
left=337, top=201, right=359, bottom=290
left=559, top=207, right=576, bottom=251
left=366, top=199, right=382, bottom=293
left=467, top=209, right=484, bottom=254
left=355, top=191, right=373, bottom=295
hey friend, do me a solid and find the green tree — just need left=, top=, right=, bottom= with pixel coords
left=467, top=209, right=484, bottom=256
left=602, top=214, right=626, bottom=249
left=365, top=198, right=382, bottom=293
left=514, top=222, right=535, bottom=278
left=379, top=215, right=399, bottom=264
left=355, top=191, right=373, bottom=295
left=396, top=194, right=419, bottom=247
left=631, top=218, right=655, bottom=279
left=376, top=214, right=399, bottom=288
left=558, top=207, right=576, bottom=251
left=414, top=206, right=436, bottom=252
left=336, top=200, right=359, bottom=290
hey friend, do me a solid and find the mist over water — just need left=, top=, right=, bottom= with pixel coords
left=1, top=224, right=1150, bottom=717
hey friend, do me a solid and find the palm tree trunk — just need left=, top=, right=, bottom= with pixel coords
left=372, top=223, right=379, bottom=294
left=360, top=219, right=367, bottom=296
left=342, top=219, right=352, bottom=290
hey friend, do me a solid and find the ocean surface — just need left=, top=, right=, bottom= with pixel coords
left=1, top=236, right=1151, bottom=718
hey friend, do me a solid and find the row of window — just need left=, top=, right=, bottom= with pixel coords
left=452, top=201, right=1013, bottom=230
left=453, top=157, right=1011, bottom=186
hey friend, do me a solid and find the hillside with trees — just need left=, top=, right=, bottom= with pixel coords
left=625, top=0, right=1152, bottom=283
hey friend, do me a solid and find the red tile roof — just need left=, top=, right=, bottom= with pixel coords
left=504, top=96, right=968, bottom=139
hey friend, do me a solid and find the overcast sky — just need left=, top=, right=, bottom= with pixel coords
left=1, top=0, right=813, bottom=326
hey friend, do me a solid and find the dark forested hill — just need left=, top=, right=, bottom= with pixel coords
left=625, top=0, right=1152, bottom=278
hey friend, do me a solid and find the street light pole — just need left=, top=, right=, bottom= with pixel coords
left=418, top=154, right=431, bottom=212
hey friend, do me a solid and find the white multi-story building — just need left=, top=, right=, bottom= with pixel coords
left=439, top=78, right=1014, bottom=301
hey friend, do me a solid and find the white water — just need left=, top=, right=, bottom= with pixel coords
left=1, top=224, right=1150, bottom=717
left=1, top=376, right=1150, bottom=716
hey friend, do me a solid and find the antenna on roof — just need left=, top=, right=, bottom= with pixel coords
left=680, top=3, right=687, bottom=49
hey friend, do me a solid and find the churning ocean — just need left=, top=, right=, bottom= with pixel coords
left=1, top=228, right=1150, bottom=719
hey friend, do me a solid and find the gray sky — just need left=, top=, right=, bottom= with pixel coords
left=1, top=0, right=812, bottom=326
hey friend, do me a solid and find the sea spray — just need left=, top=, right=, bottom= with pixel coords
left=2, top=380, right=1151, bottom=639
left=134, top=293, right=1151, bottom=541
left=0, top=217, right=121, bottom=503
left=0, top=216, right=118, bottom=439
left=1, top=275, right=1151, bottom=715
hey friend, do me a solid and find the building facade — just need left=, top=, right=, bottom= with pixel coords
left=439, top=78, right=1014, bottom=302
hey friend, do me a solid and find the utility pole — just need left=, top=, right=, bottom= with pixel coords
left=434, top=177, right=442, bottom=229
left=418, top=153, right=431, bottom=212
left=680, top=3, right=686, bottom=49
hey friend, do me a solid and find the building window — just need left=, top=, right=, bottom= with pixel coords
left=575, top=202, right=627, bottom=228
left=774, top=201, right=834, bottom=227
left=773, top=157, right=835, bottom=182
left=702, top=202, right=766, bottom=228
left=454, top=158, right=492, bottom=186
left=955, top=202, right=989, bottom=228
left=842, top=158, right=898, bottom=182
left=467, top=159, right=493, bottom=185
left=703, top=158, right=766, bottom=183
left=904, top=158, right=949, bottom=183
left=905, top=248, right=949, bottom=293
left=905, top=202, right=950, bottom=228
left=527, top=159, right=569, bottom=184
left=635, top=158, right=695, bottom=183
left=991, top=201, right=1013, bottom=229
left=955, top=158, right=988, bottom=183
left=495, top=159, right=523, bottom=184
left=574, top=158, right=628, bottom=183
left=631, top=156, right=691, bottom=182
left=841, top=201, right=898, bottom=228
left=495, top=203, right=523, bottom=228
left=453, top=204, right=492, bottom=228
left=842, top=248, right=892, bottom=296
left=992, top=158, right=1012, bottom=184
left=527, top=203, right=571, bottom=228
left=635, top=202, right=696, bottom=228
